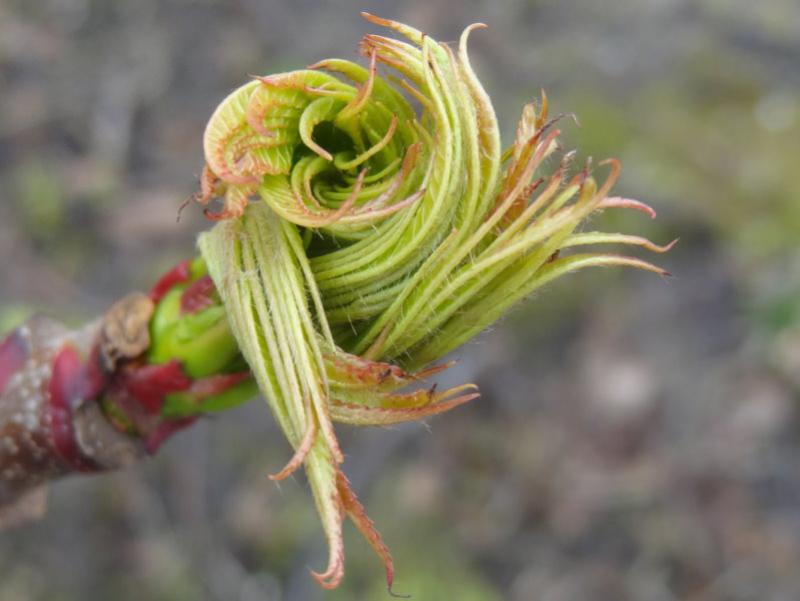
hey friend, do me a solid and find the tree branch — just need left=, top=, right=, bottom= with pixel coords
left=0, top=261, right=253, bottom=527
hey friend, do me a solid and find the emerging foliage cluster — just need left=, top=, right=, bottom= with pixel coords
left=196, top=13, right=670, bottom=590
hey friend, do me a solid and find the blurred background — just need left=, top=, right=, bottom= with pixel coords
left=1, top=0, right=799, bottom=599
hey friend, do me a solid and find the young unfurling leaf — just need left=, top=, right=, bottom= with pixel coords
left=198, top=12, right=672, bottom=590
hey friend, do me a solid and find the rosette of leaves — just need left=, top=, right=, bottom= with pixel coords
left=197, top=13, right=673, bottom=590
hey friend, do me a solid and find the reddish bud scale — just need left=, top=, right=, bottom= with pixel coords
left=180, top=274, right=216, bottom=314
left=184, top=371, right=250, bottom=398
left=115, top=360, right=193, bottom=414
left=47, top=345, right=105, bottom=472
left=103, top=362, right=249, bottom=453
left=149, top=260, right=192, bottom=303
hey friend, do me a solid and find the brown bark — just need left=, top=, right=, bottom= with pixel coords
left=0, top=305, right=149, bottom=527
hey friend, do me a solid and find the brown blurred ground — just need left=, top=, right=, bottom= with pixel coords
left=1, top=1, right=799, bottom=600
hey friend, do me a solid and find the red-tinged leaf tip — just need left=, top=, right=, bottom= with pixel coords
left=246, top=73, right=268, bottom=84
left=252, top=75, right=277, bottom=86
left=310, top=537, right=346, bottom=590
left=330, top=391, right=479, bottom=426
left=411, top=360, right=456, bottom=380
left=345, top=49, right=377, bottom=115
left=608, top=255, right=672, bottom=277
left=203, top=207, right=241, bottom=221
left=660, top=238, right=680, bottom=253
left=464, top=22, right=488, bottom=36
left=622, top=236, right=677, bottom=254
left=360, top=11, right=385, bottom=25
left=600, top=196, right=658, bottom=219
left=268, top=417, right=317, bottom=481
left=566, top=233, right=678, bottom=255
left=311, top=568, right=344, bottom=590
left=595, top=158, right=621, bottom=198
left=306, top=59, right=329, bottom=70
left=644, top=237, right=677, bottom=254
left=336, top=471, right=397, bottom=593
